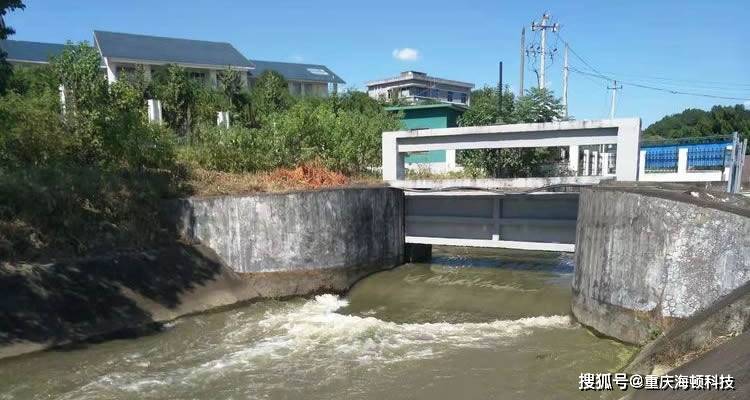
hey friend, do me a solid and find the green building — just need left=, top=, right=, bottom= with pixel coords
left=385, top=103, right=467, bottom=164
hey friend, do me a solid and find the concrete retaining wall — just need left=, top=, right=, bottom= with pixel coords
left=572, top=186, right=750, bottom=344
left=1, top=188, right=405, bottom=360
left=171, top=188, right=405, bottom=273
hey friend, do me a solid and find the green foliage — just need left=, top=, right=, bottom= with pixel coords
left=0, top=90, right=66, bottom=167
left=6, top=64, right=57, bottom=96
left=0, top=0, right=25, bottom=94
left=0, top=43, right=402, bottom=258
left=0, top=43, right=177, bottom=171
left=0, top=1, right=24, bottom=40
left=0, top=43, right=183, bottom=259
left=193, top=88, right=230, bottom=126
left=151, top=65, right=199, bottom=136
left=458, top=86, right=515, bottom=126
left=179, top=124, right=270, bottom=172
left=514, top=87, right=565, bottom=123
left=179, top=91, right=399, bottom=174
left=644, top=104, right=750, bottom=141
left=457, top=86, right=565, bottom=177
left=249, top=70, right=293, bottom=125
left=217, top=68, right=243, bottom=108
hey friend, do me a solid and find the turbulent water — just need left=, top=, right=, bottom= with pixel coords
left=0, top=247, right=634, bottom=399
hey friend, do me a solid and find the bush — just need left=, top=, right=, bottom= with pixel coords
left=178, top=124, right=271, bottom=172
left=0, top=90, right=66, bottom=168
left=179, top=93, right=399, bottom=175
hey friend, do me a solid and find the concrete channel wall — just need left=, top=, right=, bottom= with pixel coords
left=172, top=187, right=405, bottom=273
left=572, top=186, right=750, bottom=344
left=1, top=188, right=405, bottom=360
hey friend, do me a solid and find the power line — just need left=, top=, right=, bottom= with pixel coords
left=570, top=69, right=750, bottom=88
left=555, top=31, right=750, bottom=99
left=570, top=68, right=750, bottom=92
left=553, top=32, right=608, bottom=79
left=570, top=67, right=750, bottom=101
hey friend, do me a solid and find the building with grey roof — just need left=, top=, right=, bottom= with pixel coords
left=93, top=30, right=253, bottom=87
left=250, top=60, right=345, bottom=96
left=0, top=39, right=65, bottom=65
left=366, top=71, right=474, bottom=105
left=1, top=31, right=345, bottom=97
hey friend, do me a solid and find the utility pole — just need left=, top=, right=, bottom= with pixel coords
left=531, top=12, right=559, bottom=90
left=498, top=61, right=503, bottom=118
left=519, top=27, right=525, bottom=97
left=562, top=43, right=569, bottom=118
left=608, top=80, right=622, bottom=119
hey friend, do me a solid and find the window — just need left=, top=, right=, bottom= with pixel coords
left=447, top=91, right=453, bottom=102
left=189, top=72, right=206, bottom=81
left=460, top=93, right=467, bottom=104
left=290, top=82, right=302, bottom=95
left=116, top=65, right=136, bottom=75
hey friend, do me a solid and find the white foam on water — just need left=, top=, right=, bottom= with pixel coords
left=195, top=294, right=572, bottom=375
left=13, top=294, right=577, bottom=399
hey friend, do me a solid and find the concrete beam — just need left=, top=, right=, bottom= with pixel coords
left=382, top=118, right=642, bottom=182
left=406, top=236, right=575, bottom=252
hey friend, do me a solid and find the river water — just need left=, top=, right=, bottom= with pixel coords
left=0, top=247, right=634, bottom=399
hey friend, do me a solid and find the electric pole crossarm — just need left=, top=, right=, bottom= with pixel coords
left=530, top=12, right=559, bottom=90
left=607, top=80, right=623, bottom=119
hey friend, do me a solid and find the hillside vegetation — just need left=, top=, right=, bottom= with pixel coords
left=0, top=44, right=398, bottom=261
left=643, top=104, right=750, bottom=141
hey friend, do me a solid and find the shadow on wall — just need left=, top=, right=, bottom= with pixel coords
left=0, top=244, right=222, bottom=347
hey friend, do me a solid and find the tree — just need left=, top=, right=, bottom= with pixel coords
left=0, top=0, right=25, bottom=94
left=513, top=87, right=565, bottom=123
left=217, top=68, right=243, bottom=108
left=249, top=70, right=292, bottom=127
left=457, top=86, right=565, bottom=177
left=644, top=104, right=750, bottom=142
left=151, top=65, right=198, bottom=136
left=458, top=86, right=516, bottom=126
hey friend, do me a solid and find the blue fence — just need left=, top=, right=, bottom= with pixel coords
left=685, top=142, right=729, bottom=170
left=641, top=140, right=730, bottom=172
left=642, top=145, right=678, bottom=172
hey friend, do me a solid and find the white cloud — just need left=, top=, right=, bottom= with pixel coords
left=290, top=55, right=304, bottom=62
left=744, top=100, right=750, bottom=109
left=392, top=48, right=420, bottom=61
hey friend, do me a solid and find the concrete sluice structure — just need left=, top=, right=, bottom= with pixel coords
left=404, top=191, right=578, bottom=252
left=572, top=184, right=750, bottom=345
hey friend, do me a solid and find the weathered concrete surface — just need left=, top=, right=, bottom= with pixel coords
left=170, top=188, right=404, bottom=273
left=572, top=186, right=750, bottom=344
left=625, top=281, right=750, bottom=375
left=0, top=243, right=390, bottom=360
left=624, top=331, right=750, bottom=400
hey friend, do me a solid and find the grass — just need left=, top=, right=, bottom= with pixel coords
left=186, top=162, right=384, bottom=197
left=405, top=166, right=486, bottom=180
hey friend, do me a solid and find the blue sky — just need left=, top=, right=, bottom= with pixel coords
left=6, top=0, right=749, bottom=126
